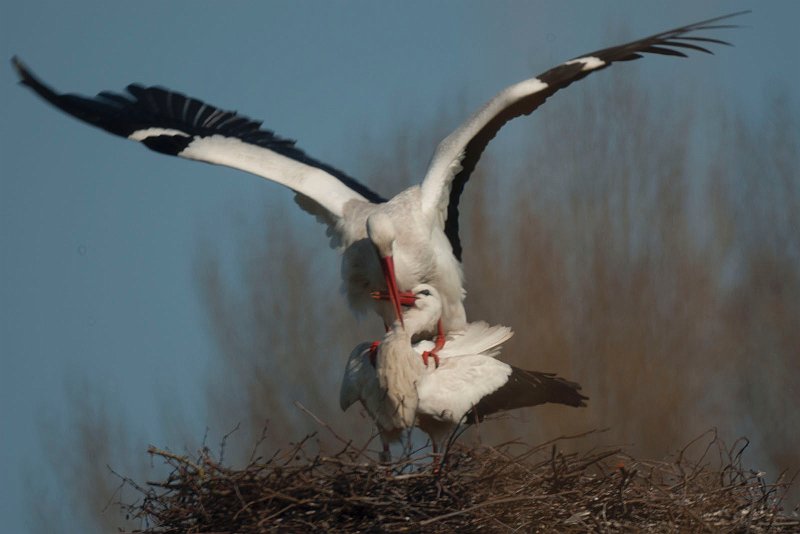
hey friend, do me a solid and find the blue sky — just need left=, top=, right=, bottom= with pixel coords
left=2, top=1, right=797, bottom=531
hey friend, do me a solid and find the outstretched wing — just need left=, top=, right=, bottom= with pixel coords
left=13, top=57, right=385, bottom=221
left=420, top=11, right=747, bottom=260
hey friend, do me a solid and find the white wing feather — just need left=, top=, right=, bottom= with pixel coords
left=180, top=135, right=365, bottom=219
left=419, top=78, right=548, bottom=220
left=416, top=355, right=512, bottom=422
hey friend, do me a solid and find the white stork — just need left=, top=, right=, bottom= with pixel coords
left=12, top=12, right=745, bottom=336
left=339, top=284, right=587, bottom=461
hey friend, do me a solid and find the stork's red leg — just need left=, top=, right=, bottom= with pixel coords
left=431, top=441, right=444, bottom=475
left=421, top=319, right=446, bottom=368
left=434, top=319, right=446, bottom=351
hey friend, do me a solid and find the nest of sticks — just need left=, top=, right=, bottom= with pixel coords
left=118, top=425, right=798, bottom=533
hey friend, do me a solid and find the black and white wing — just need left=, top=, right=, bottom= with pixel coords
left=420, top=11, right=747, bottom=260
left=12, top=57, right=385, bottom=221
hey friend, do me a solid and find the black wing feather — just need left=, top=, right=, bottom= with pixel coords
left=445, top=11, right=746, bottom=260
left=12, top=57, right=385, bottom=204
left=465, top=366, right=587, bottom=424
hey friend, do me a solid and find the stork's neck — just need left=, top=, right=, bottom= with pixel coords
left=399, top=304, right=440, bottom=339
left=375, top=319, right=423, bottom=430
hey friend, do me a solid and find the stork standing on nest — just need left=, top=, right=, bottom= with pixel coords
left=340, top=284, right=587, bottom=461
left=12, top=12, right=745, bottom=344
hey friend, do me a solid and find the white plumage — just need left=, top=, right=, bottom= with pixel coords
left=340, top=285, right=585, bottom=459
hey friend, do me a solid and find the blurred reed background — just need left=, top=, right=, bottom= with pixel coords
left=30, top=61, right=799, bottom=532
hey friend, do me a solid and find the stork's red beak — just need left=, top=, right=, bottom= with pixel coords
left=370, top=290, right=417, bottom=306
left=378, top=255, right=404, bottom=327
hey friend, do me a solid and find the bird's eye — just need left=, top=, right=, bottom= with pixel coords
left=419, top=289, right=431, bottom=296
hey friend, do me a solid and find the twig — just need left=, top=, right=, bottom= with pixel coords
left=147, top=445, right=206, bottom=478
left=418, top=490, right=580, bottom=526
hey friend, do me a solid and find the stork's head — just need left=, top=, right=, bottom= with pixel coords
left=373, top=283, right=442, bottom=336
left=366, top=212, right=404, bottom=326
left=407, top=284, right=442, bottom=329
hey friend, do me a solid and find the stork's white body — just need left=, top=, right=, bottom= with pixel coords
left=336, top=187, right=466, bottom=332
left=339, top=306, right=513, bottom=455
left=340, top=284, right=587, bottom=458
left=340, top=285, right=514, bottom=453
